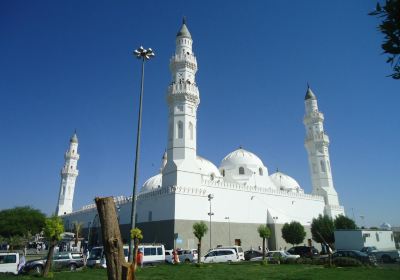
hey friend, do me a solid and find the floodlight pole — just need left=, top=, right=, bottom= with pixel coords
left=128, top=46, right=155, bottom=262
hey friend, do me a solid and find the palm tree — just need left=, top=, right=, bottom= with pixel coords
left=193, top=221, right=208, bottom=264
left=257, top=225, right=271, bottom=261
left=72, top=221, right=83, bottom=247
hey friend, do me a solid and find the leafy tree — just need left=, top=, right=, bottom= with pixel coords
left=72, top=221, right=83, bottom=246
left=281, top=221, right=306, bottom=246
left=0, top=206, right=45, bottom=237
left=311, top=214, right=335, bottom=246
left=334, top=215, right=357, bottom=230
left=369, top=0, right=400, bottom=79
left=8, top=235, right=24, bottom=250
left=43, top=215, right=64, bottom=277
left=257, top=225, right=271, bottom=261
left=193, top=221, right=208, bottom=264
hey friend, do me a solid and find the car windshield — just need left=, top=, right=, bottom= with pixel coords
left=89, top=248, right=102, bottom=259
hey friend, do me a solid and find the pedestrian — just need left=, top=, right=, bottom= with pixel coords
left=172, top=249, right=180, bottom=264
left=137, top=249, right=144, bottom=268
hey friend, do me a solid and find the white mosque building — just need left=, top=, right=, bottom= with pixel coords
left=59, top=20, right=345, bottom=251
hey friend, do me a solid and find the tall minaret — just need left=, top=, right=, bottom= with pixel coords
left=303, top=86, right=344, bottom=217
left=162, top=18, right=201, bottom=188
left=56, top=132, right=80, bottom=216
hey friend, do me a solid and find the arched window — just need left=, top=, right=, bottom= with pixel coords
left=189, top=122, right=193, bottom=140
left=259, top=167, right=263, bottom=176
left=210, top=174, right=215, bottom=181
left=177, top=121, right=183, bottom=139
left=327, top=160, right=331, bottom=173
left=239, top=167, right=245, bottom=175
left=222, top=169, right=225, bottom=177
left=320, top=160, right=326, bottom=172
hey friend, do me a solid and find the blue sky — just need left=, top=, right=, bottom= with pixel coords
left=0, top=0, right=398, bottom=227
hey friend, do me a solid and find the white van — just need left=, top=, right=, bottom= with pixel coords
left=201, top=248, right=239, bottom=263
left=138, top=244, right=165, bottom=265
left=0, top=253, right=20, bottom=275
left=217, top=246, right=244, bottom=261
left=87, top=245, right=129, bottom=268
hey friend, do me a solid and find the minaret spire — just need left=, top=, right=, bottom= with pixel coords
left=56, top=131, right=80, bottom=216
left=303, top=88, right=344, bottom=218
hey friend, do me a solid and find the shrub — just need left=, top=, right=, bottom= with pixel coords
left=283, top=258, right=298, bottom=265
left=333, top=257, right=362, bottom=267
left=296, top=257, right=313, bottom=265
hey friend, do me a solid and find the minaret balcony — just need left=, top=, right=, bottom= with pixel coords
left=168, top=82, right=199, bottom=97
left=305, top=132, right=330, bottom=144
left=170, top=53, right=197, bottom=64
left=61, top=168, right=79, bottom=176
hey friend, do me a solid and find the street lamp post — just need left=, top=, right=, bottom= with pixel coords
left=208, top=194, right=214, bottom=250
left=128, top=46, right=155, bottom=262
left=224, top=217, right=231, bottom=246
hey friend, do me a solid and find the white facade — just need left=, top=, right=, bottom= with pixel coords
left=56, top=132, right=79, bottom=216
left=335, top=230, right=396, bottom=251
left=61, top=20, right=345, bottom=250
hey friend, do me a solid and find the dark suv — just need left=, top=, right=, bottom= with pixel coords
left=287, top=246, right=319, bottom=258
left=23, top=252, right=84, bottom=274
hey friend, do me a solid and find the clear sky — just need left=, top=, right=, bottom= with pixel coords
left=0, top=0, right=398, bottom=227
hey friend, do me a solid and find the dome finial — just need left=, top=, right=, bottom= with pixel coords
left=305, top=83, right=316, bottom=100
left=177, top=17, right=192, bottom=38
left=183, top=16, right=187, bottom=25
left=70, top=130, right=78, bottom=143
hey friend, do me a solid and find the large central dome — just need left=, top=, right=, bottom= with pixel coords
left=220, top=148, right=264, bottom=169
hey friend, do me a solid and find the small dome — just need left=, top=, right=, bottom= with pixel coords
left=220, top=148, right=264, bottom=169
left=380, top=222, right=392, bottom=230
left=141, top=173, right=162, bottom=193
left=197, top=156, right=221, bottom=177
left=270, top=171, right=302, bottom=192
left=70, top=133, right=78, bottom=143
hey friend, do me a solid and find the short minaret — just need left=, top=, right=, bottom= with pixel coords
left=303, top=86, right=344, bottom=217
left=56, top=132, right=80, bottom=216
left=162, top=18, right=201, bottom=188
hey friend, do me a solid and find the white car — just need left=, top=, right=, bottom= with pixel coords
left=217, top=246, right=244, bottom=261
left=0, top=253, right=21, bottom=275
left=250, top=250, right=300, bottom=262
left=201, top=248, right=239, bottom=263
left=165, top=250, right=173, bottom=264
left=177, top=249, right=198, bottom=263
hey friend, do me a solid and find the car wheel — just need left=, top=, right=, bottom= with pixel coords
left=185, top=259, right=190, bottom=264
left=33, top=265, right=43, bottom=275
left=382, top=255, right=391, bottom=263
left=69, top=264, right=77, bottom=271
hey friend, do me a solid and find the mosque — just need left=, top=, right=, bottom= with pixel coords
left=58, top=20, right=345, bottom=251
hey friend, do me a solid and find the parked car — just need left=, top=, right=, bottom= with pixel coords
left=87, top=246, right=105, bottom=268
left=201, top=248, right=239, bottom=263
left=332, top=250, right=377, bottom=265
left=250, top=250, right=300, bottom=262
left=23, top=252, right=84, bottom=274
left=217, top=246, right=244, bottom=261
left=0, top=253, right=21, bottom=275
left=177, top=249, right=198, bottom=263
left=360, top=246, right=400, bottom=263
left=244, top=250, right=263, bottom=261
left=165, top=250, right=173, bottom=264
left=287, top=246, right=319, bottom=258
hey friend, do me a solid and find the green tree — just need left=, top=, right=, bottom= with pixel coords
left=43, top=215, right=64, bottom=277
left=311, top=214, right=335, bottom=246
left=257, top=225, right=271, bottom=261
left=369, top=0, right=400, bottom=79
left=0, top=206, right=45, bottom=237
left=334, top=215, right=357, bottom=230
left=281, top=221, right=306, bottom=246
left=130, top=228, right=143, bottom=278
left=193, top=221, right=208, bottom=264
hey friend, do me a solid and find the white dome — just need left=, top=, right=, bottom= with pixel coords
left=220, top=148, right=264, bottom=169
left=270, top=171, right=302, bottom=192
left=141, top=173, right=162, bottom=193
left=380, top=222, right=392, bottom=230
left=197, top=156, right=221, bottom=178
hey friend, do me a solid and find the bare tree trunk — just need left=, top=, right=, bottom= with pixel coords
left=43, top=242, right=55, bottom=277
left=95, top=197, right=131, bottom=280
left=197, top=240, right=201, bottom=264
left=262, top=237, right=265, bottom=260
